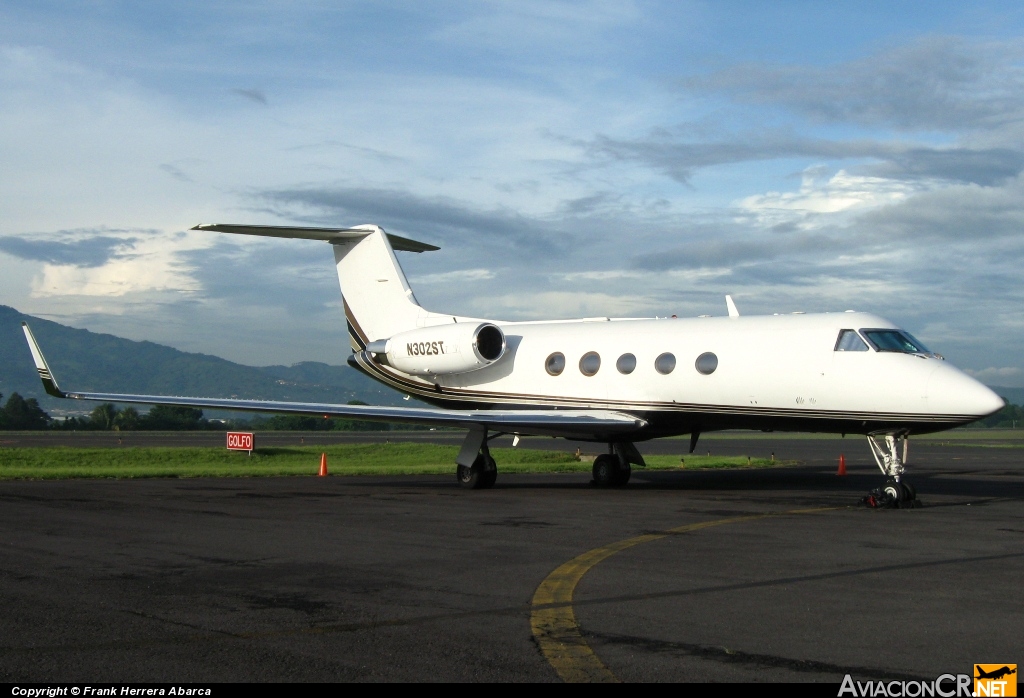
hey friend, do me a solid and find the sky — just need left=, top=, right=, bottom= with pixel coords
left=1, top=1, right=1023, bottom=385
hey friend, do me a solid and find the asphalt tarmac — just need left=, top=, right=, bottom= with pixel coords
left=0, top=435, right=1021, bottom=683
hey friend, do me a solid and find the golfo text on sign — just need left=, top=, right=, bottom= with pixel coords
left=226, top=432, right=254, bottom=452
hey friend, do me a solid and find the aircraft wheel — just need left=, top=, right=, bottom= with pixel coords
left=883, top=479, right=915, bottom=504
left=882, top=479, right=902, bottom=502
left=612, top=460, right=631, bottom=487
left=592, top=454, right=616, bottom=487
left=480, top=464, right=498, bottom=488
left=456, top=464, right=478, bottom=488
left=457, top=454, right=497, bottom=490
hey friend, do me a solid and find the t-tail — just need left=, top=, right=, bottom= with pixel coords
left=192, top=223, right=446, bottom=351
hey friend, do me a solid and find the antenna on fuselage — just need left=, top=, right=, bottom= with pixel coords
left=726, top=295, right=739, bottom=318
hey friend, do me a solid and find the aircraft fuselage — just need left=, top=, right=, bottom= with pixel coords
left=350, top=310, right=1003, bottom=440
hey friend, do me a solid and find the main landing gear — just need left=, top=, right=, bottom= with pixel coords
left=864, top=433, right=919, bottom=508
left=457, top=452, right=497, bottom=489
left=456, top=427, right=499, bottom=490
left=592, top=452, right=630, bottom=487
left=591, top=442, right=645, bottom=488
left=454, top=429, right=646, bottom=490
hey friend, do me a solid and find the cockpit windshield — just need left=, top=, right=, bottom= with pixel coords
left=861, top=329, right=930, bottom=354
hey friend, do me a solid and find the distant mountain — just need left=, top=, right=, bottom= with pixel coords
left=0, top=305, right=404, bottom=416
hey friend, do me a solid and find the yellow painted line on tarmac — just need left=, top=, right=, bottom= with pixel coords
left=529, top=506, right=841, bottom=683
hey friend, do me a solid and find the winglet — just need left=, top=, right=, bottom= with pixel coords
left=21, top=323, right=66, bottom=398
left=726, top=295, right=739, bottom=318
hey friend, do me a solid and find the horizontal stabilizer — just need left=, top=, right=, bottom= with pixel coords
left=192, top=224, right=439, bottom=253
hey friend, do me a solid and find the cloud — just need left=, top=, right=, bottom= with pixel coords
left=685, top=36, right=1024, bottom=132
left=736, top=169, right=926, bottom=229
left=284, top=140, right=406, bottom=164
left=257, top=186, right=567, bottom=252
left=855, top=175, right=1024, bottom=243
left=862, top=147, right=1024, bottom=186
left=25, top=230, right=215, bottom=298
left=411, top=268, right=496, bottom=284
left=0, top=233, right=137, bottom=268
left=479, top=290, right=652, bottom=320
left=965, top=367, right=1024, bottom=382
left=230, top=88, right=268, bottom=105
left=585, top=37, right=1024, bottom=188
left=431, top=1, right=640, bottom=55
left=158, top=163, right=193, bottom=182
left=590, top=133, right=1024, bottom=186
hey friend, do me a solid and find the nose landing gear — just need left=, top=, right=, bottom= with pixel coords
left=864, top=433, right=919, bottom=508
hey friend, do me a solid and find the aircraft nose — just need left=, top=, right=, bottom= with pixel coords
left=928, top=365, right=1006, bottom=418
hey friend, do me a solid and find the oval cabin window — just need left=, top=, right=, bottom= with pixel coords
left=545, top=352, right=566, bottom=376
left=579, top=352, right=601, bottom=376
left=695, top=352, right=718, bottom=375
left=655, top=353, right=676, bottom=375
left=616, top=353, right=636, bottom=374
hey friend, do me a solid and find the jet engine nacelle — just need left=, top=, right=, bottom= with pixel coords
left=368, top=323, right=506, bottom=376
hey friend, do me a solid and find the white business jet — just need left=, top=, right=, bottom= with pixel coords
left=22, top=224, right=1004, bottom=497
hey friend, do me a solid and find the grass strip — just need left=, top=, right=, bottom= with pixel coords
left=0, top=444, right=788, bottom=480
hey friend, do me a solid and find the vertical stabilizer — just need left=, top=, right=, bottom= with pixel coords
left=333, top=226, right=424, bottom=348
left=192, top=222, right=440, bottom=350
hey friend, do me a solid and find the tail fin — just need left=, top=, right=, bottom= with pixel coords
left=194, top=223, right=441, bottom=349
left=332, top=225, right=429, bottom=347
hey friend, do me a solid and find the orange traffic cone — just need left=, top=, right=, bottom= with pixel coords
left=318, top=453, right=328, bottom=477
left=837, top=454, right=847, bottom=476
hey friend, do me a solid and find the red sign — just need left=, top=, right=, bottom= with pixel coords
left=226, top=432, right=254, bottom=452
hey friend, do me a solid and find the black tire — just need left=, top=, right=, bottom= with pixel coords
left=592, top=454, right=616, bottom=487
left=480, top=464, right=498, bottom=488
left=882, top=479, right=902, bottom=502
left=457, top=464, right=481, bottom=489
left=457, top=454, right=497, bottom=490
left=901, top=480, right=916, bottom=500
left=612, top=460, right=631, bottom=486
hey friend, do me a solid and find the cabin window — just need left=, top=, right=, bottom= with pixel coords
left=862, top=330, right=930, bottom=354
left=655, top=352, right=676, bottom=375
left=579, top=352, right=601, bottom=376
left=835, top=329, right=869, bottom=352
left=694, top=352, right=717, bottom=375
left=545, top=352, right=565, bottom=376
left=616, top=353, right=636, bottom=374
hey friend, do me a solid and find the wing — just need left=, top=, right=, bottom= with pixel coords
left=21, top=323, right=645, bottom=439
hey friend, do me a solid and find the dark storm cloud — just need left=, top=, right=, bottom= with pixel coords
left=685, top=36, right=1024, bottom=131
left=258, top=186, right=565, bottom=252
left=587, top=37, right=1024, bottom=187
left=856, top=177, right=1024, bottom=242
left=862, top=148, right=1024, bottom=187
left=591, top=134, right=1024, bottom=186
left=0, top=235, right=135, bottom=267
